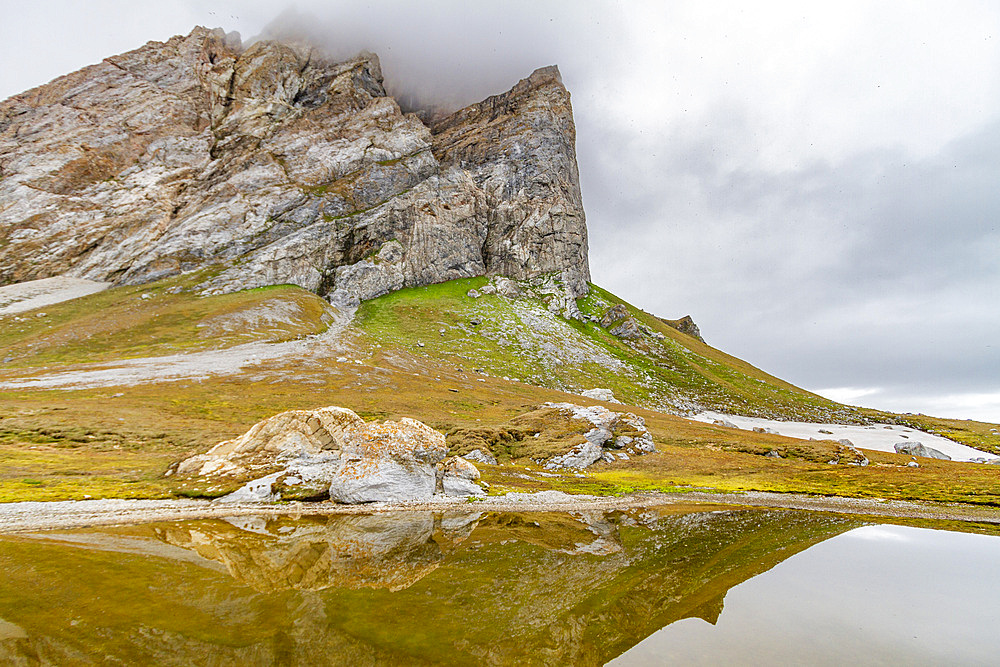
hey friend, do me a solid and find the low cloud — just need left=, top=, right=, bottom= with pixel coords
left=253, top=2, right=630, bottom=115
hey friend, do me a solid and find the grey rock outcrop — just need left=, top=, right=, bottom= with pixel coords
left=543, top=402, right=655, bottom=470
left=174, top=406, right=483, bottom=502
left=894, top=441, right=951, bottom=461
left=0, top=27, right=590, bottom=304
left=548, top=440, right=605, bottom=470
left=581, top=388, right=621, bottom=404
left=600, top=304, right=643, bottom=339
left=661, top=315, right=705, bottom=342
left=439, top=456, right=486, bottom=497
left=600, top=304, right=630, bottom=328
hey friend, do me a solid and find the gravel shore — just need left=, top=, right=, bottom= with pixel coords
left=1, top=490, right=998, bottom=533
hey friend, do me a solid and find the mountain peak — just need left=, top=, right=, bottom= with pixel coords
left=0, top=28, right=589, bottom=303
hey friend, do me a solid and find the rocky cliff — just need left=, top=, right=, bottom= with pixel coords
left=0, top=27, right=590, bottom=305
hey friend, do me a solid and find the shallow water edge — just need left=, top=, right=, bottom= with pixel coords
left=2, top=489, right=1000, bottom=535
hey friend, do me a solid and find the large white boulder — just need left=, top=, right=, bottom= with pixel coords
left=174, top=407, right=483, bottom=503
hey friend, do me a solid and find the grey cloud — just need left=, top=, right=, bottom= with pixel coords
left=253, top=1, right=630, bottom=115
left=587, top=108, right=1000, bottom=406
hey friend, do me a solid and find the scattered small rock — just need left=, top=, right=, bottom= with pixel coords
left=464, top=449, right=498, bottom=465
left=609, top=318, right=643, bottom=339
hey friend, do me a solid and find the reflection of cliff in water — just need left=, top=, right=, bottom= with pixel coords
left=0, top=507, right=859, bottom=666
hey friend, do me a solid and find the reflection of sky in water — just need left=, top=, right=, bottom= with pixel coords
left=612, top=525, right=1000, bottom=666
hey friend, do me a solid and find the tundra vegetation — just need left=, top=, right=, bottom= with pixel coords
left=0, top=27, right=996, bottom=513
left=1, top=275, right=998, bottom=508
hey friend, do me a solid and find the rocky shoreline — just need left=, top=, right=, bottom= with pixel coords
left=1, top=490, right=998, bottom=534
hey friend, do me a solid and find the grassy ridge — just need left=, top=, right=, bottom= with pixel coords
left=354, top=276, right=857, bottom=421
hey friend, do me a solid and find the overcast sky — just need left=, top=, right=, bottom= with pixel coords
left=2, top=1, right=998, bottom=422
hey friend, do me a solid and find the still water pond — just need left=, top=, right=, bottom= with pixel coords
left=0, top=506, right=997, bottom=665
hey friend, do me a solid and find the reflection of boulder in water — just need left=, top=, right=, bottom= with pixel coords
left=474, top=511, right=624, bottom=555
left=154, top=511, right=482, bottom=592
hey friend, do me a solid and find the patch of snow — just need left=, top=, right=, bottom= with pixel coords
left=691, top=411, right=994, bottom=462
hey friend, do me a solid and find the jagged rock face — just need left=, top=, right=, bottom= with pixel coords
left=431, top=65, right=590, bottom=293
left=0, top=27, right=590, bottom=303
left=661, top=314, right=705, bottom=342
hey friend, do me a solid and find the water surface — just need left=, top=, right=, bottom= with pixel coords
left=0, top=507, right=996, bottom=665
